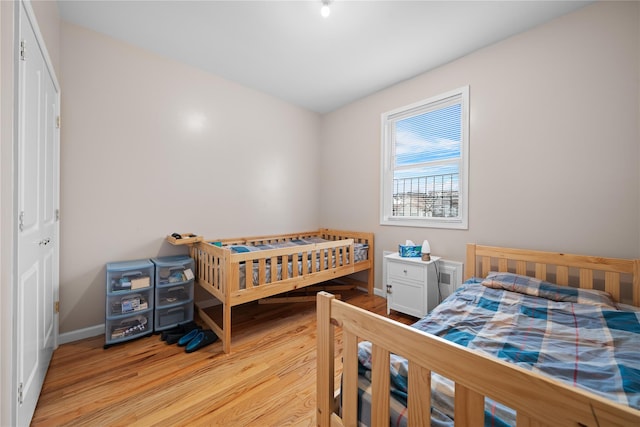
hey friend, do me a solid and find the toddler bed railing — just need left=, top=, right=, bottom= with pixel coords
left=189, top=228, right=374, bottom=353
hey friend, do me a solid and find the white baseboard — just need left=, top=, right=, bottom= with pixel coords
left=58, top=324, right=104, bottom=345
left=355, top=285, right=386, bottom=299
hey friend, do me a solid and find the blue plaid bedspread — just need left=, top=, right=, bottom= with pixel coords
left=354, top=276, right=640, bottom=427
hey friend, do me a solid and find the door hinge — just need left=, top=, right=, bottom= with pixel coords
left=55, top=209, right=60, bottom=221
left=18, top=382, right=23, bottom=405
left=19, top=40, right=26, bottom=61
left=18, top=211, right=24, bottom=232
left=56, top=116, right=61, bottom=129
left=55, top=301, right=60, bottom=314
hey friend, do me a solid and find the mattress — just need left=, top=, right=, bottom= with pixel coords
left=352, top=272, right=640, bottom=427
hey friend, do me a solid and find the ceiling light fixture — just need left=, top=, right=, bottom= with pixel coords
left=320, top=0, right=331, bottom=18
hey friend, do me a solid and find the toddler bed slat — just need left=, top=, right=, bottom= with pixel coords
left=258, top=258, right=266, bottom=286
left=311, top=251, right=318, bottom=273
left=293, top=254, right=300, bottom=277
left=302, top=254, right=310, bottom=275
left=282, top=256, right=290, bottom=280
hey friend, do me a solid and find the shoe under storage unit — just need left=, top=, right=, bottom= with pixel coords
left=151, top=255, right=195, bottom=331
left=105, top=259, right=155, bottom=348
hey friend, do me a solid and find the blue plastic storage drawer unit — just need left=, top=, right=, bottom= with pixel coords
left=151, top=255, right=195, bottom=331
left=105, top=258, right=155, bottom=347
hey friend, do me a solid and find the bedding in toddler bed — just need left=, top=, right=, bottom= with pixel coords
left=352, top=273, right=640, bottom=427
left=213, top=237, right=368, bottom=289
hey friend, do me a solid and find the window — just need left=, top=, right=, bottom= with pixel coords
left=380, top=86, right=469, bottom=229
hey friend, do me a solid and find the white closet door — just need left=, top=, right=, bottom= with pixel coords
left=15, top=2, right=59, bottom=425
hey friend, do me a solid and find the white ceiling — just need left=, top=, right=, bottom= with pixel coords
left=57, top=0, right=591, bottom=113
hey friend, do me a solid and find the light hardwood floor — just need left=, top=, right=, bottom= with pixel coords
left=32, top=289, right=415, bottom=426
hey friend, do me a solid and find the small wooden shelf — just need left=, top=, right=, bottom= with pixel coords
left=166, top=233, right=203, bottom=246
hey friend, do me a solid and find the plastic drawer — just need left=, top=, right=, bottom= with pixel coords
left=105, top=311, right=152, bottom=345
left=152, top=256, right=195, bottom=287
left=106, top=259, right=154, bottom=294
left=107, top=288, right=153, bottom=318
left=156, top=282, right=194, bottom=308
left=155, top=303, right=194, bottom=330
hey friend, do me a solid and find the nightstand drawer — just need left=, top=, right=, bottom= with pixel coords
left=388, top=261, right=425, bottom=282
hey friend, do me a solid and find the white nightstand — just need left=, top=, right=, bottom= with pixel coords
left=384, top=252, right=440, bottom=318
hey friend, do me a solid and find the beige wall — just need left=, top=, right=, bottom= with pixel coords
left=59, top=23, right=321, bottom=332
left=31, top=0, right=60, bottom=77
left=319, top=1, right=640, bottom=291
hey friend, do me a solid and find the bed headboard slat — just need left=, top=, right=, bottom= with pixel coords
left=605, top=271, right=621, bottom=302
left=481, top=256, right=491, bottom=277
left=556, top=266, right=569, bottom=286
left=515, top=260, right=527, bottom=276
left=579, top=268, right=594, bottom=289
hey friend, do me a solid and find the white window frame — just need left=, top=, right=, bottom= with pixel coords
left=380, top=86, right=469, bottom=229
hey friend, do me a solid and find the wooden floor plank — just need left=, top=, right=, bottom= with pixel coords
left=32, top=290, right=415, bottom=426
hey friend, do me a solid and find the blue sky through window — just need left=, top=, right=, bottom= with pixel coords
left=395, top=103, right=461, bottom=165
left=394, top=103, right=461, bottom=182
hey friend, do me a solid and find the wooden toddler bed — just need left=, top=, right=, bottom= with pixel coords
left=317, top=243, right=640, bottom=426
left=188, top=228, right=374, bottom=353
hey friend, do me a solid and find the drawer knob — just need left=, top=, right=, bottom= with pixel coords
left=403, top=269, right=407, bottom=274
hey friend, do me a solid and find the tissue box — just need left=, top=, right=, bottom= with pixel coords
left=398, top=245, right=422, bottom=257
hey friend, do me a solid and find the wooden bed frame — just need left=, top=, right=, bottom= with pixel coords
left=188, top=228, right=374, bottom=353
left=317, top=243, right=640, bottom=427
